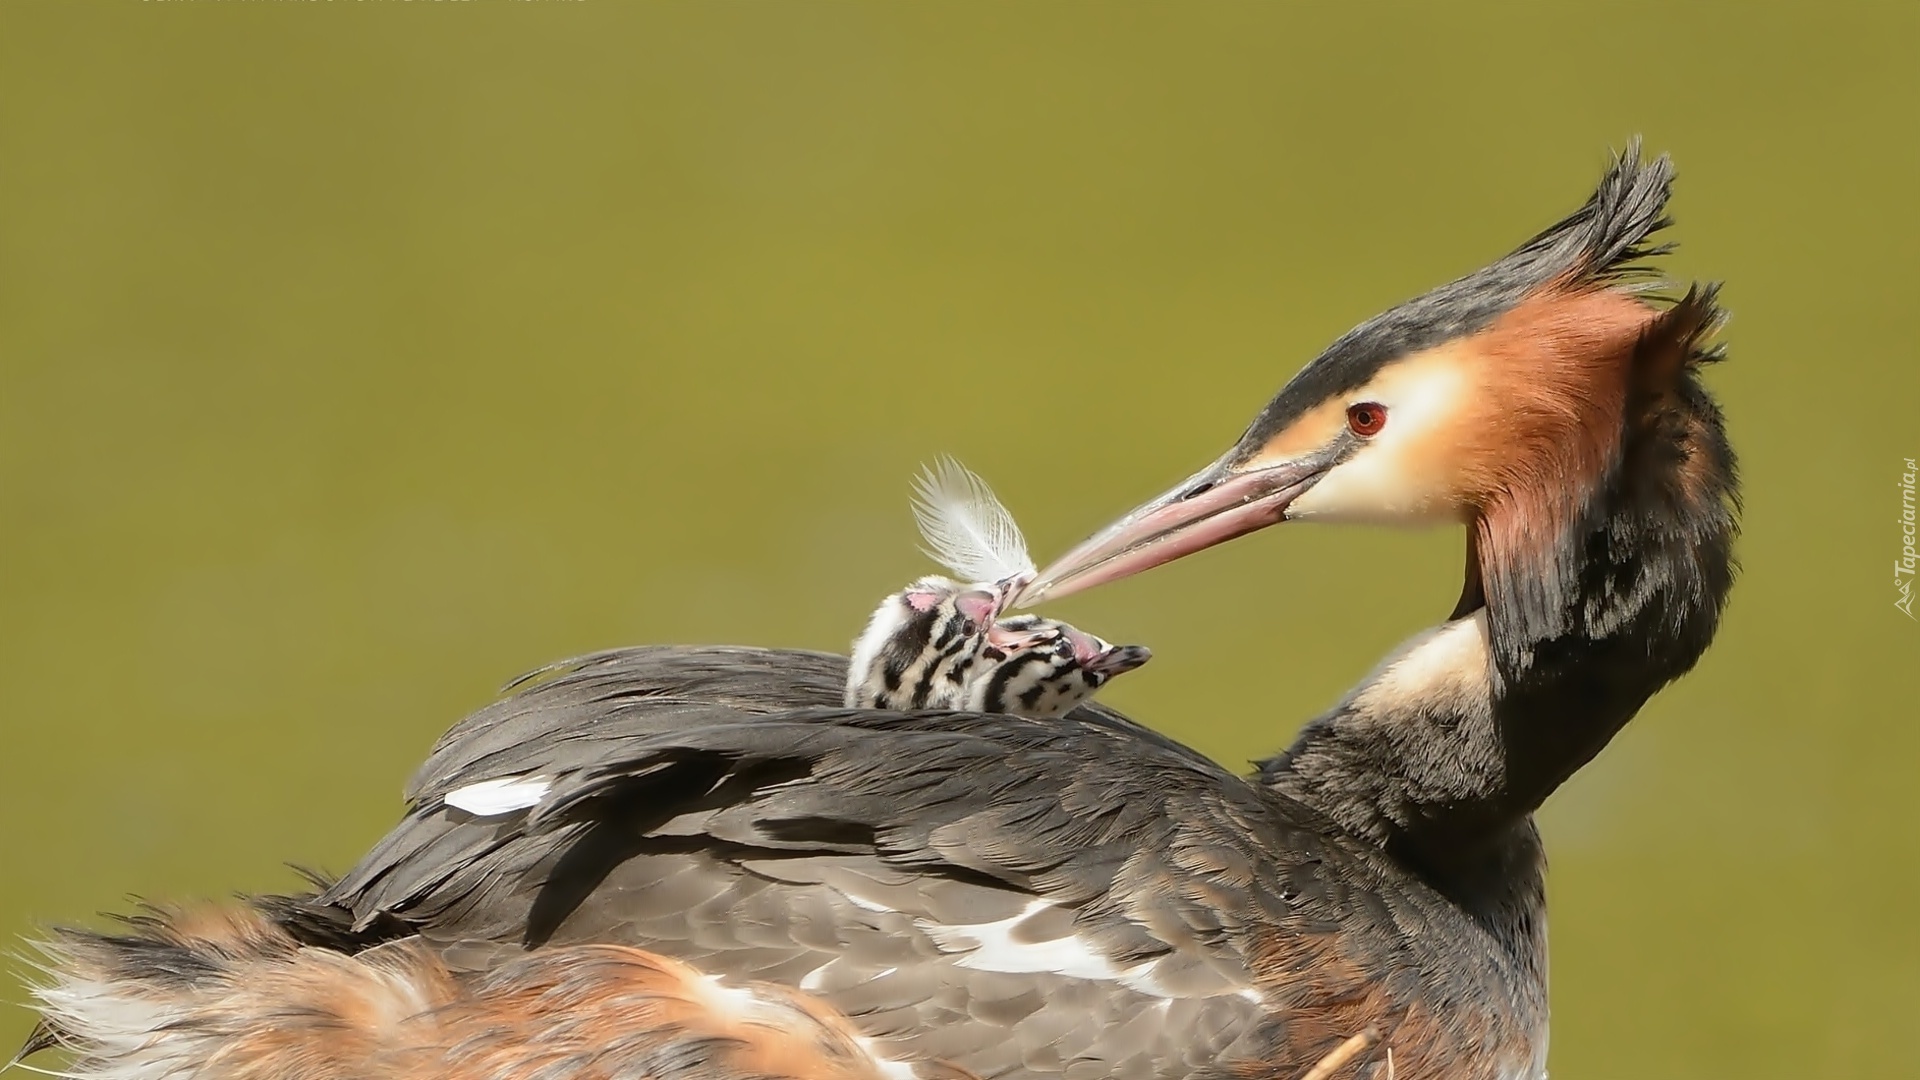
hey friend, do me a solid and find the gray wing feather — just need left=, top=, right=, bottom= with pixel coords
left=321, top=646, right=1413, bottom=1076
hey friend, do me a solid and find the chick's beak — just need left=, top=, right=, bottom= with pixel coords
left=1079, top=636, right=1152, bottom=678
left=1016, top=449, right=1332, bottom=606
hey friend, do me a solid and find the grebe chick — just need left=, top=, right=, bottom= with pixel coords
left=844, top=574, right=1149, bottom=718
left=843, top=459, right=1151, bottom=718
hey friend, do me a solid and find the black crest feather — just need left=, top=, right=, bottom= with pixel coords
left=1244, top=138, right=1679, bottom=446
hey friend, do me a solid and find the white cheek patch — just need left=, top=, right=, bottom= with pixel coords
left=442, top=776, right=552, bottom=816
left=1287, top=357, right=1473, bottom=523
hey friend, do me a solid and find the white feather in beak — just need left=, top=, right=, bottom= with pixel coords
left=910, top=457, right=1037, bottom=586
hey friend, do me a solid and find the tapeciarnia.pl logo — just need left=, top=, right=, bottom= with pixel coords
left=1899, top=457, right=1917, bottom=619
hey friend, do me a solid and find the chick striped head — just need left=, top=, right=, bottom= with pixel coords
left=845, top=575, right=1002, bottom=713
left=964, top=612, right=1151, bottom=717
left=844, top=460, right=1151, bottom=719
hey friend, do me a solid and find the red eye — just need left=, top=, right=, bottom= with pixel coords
left=1346, top=402, right=1387, bottom=437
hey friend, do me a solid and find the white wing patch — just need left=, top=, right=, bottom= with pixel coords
left=844, top=892, right=898, bottom=914
left=442, top=776, right=551, bottom=817
left=920, top=900, right=1127, bottom=984
left=910, top=457, right=1035, bottom=585
left=913, top=898, right=1265, bottom=1002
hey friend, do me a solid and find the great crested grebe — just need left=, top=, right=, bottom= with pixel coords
left=20, top=141, right=1735, bottom=1080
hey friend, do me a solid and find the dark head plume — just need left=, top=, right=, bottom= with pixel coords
left=1240, top=139, right=1676, bottom=453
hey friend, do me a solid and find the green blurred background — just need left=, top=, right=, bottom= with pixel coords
left=1, top=2, right=1913, bottom=1076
